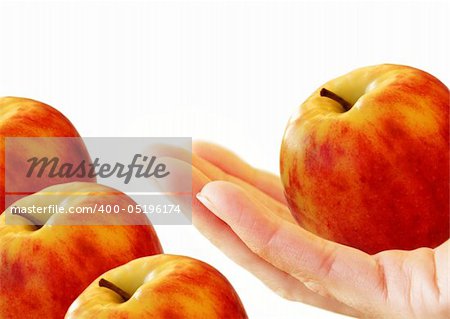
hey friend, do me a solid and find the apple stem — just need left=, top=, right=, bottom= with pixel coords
left=99, top=278, right=132, bottom=302
left=320, top=88, right=352, bottom=112
left=10, top=210, right=43, bottom=230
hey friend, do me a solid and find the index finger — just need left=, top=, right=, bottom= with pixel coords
left=193, top=141, right=288, bottom=205
left=197, top=181, right=386, bottom=314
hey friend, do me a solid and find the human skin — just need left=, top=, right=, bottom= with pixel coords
left=155, top=141, right=449, bottom=318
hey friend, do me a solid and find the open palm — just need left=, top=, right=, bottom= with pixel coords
left=158, top=141, right=449, bottom=318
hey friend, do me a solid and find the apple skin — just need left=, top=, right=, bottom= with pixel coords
left=0, top=182, right=163, bottom=319
left=0, top=97, right=94, bottom=213
left=280, top=64, right=449, bottom=254
left=65, top=254, right=248, bottom=319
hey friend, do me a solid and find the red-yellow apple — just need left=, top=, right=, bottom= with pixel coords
left=65, top=254, right=248, bottom=319
left=280, top=64, right=449, bottom=254
left=0, top=97, right=94, bottom=213
left=0, top=182, right=163, bottom=319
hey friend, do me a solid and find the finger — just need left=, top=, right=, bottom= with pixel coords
left=192, top=167, right=305, bottom=300
left=149, top=157, right=359, bottom=316
left=151, top=143, right=193, bottom=163
left=151, top=144, right=295, bottom=224
left=371, top=241, right=450, bottom=318
left=197, top=181, right=386, bottom=313
left=193, top=141, right=287, bottom=205
left=191, top=168, right=359, bottom=317
left=166, top=160, right=309, bottom=300
left=192, top=154, right=295, bottom=224
left=162, top=158, right=306, bottom=299
left=434, top=241, right=449, bottom=310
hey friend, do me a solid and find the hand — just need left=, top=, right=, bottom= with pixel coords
left=156, top=141, right=449, bottom=319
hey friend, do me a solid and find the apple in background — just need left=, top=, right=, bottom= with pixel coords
left=280, top=64, right=449, bottom=254
left=0, top=182, right=163, bottom=319
left=0, top=96, right=94, bottom=213
left=65, top=254, right=248, bottom=319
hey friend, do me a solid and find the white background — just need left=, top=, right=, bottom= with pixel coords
left=0, top=1, right=448, bottom=318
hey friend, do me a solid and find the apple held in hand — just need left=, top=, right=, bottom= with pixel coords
left=0, top=182, right=162, bottom=319
left=65, top=254, right=248, bottom=319
left=280, top=64, right=449, bottom=254
left=0, top=97, right=94, bottom=212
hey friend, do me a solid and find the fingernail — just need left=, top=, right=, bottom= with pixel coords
left=196, top=193, right=215, bottom=211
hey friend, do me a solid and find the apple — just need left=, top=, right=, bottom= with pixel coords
left=65, top=254, right=248, bottom=319
left=0, top=182, right=163, bottom=319
left=280, top=64, right=449, bottom=254
left=0, top=96, right=94, bottom=213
